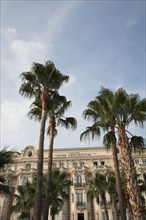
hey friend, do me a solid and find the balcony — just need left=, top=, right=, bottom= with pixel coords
left=76, top=202, right=86, bottom=209
left=74, top=183, right=85, bottom=188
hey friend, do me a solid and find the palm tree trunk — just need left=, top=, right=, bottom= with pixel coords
left=112, top=201, right=119, bottom=220
left=43, top=115, right=55, bottom=220
left=125, top=191, right=132, bottom=220
left=118, top=128, right=145, bottom=220
left=112, top=144, right=126, bottom=220
left=34, top=94, right=48, bottom=220
left=90, top=196, right=95, bottom=220
left=102, top=193, right=109, bottom=220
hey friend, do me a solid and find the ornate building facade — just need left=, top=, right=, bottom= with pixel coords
left=0, top=146, right=146, bottom=220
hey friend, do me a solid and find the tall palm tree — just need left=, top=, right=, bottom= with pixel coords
left=114, top=88, right=146, bottom=220
left=0, top=148, right=14, bottom=196
left=88, top=172, right=109, bottom=220
left=27, top=93, right=77, bottom=220
left=81, top=87, right=146, bottom=219
left=80, top=88, right=126, bottom=220
left=19, top=61, right=69, bottom=220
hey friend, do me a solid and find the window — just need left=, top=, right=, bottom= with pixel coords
left=143, top=173, right=146, bottom=184
left=60, top=163, right=64, bottom=168
left=53, top=163, right=57, bottom=168
left=22, top=176, right=28, bottom=185
left=102, top=212, right=106, bottom=220
left=28, top=151, right=32, bottom=157
left=77, top=175, right=82, bottom=186
left=72, top=193, right=74, bottom=203
left=93, top=161, right=97, bottom=166
left=25, top=163, right=31, bottom=170
left=135, top=160, right=139, bottom=164
left=143, top=160, right=146, bottom=164
left=73, top=162, right=77, bottom=167
left=118, top=160, right=121, bottom=166
left=101, top=161, right=105, bottom=166
left=77, top=193, right=83, bottom=204
left=80, top=161, right=84, bottom=167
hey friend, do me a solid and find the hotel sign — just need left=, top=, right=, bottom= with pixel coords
left=53, top=152, right=97, bottom=157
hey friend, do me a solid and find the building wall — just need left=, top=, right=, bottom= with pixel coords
left=0, top=145, right=146, bottom=220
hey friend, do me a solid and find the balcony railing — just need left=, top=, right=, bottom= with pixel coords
left=76, top=202, right=86, bottom=208
left=74, top=183, right=85, bottom=187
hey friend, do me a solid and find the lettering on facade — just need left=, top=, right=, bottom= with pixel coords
left=53, top=152, right=96, bottom=157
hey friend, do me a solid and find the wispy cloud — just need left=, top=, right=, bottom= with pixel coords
left=126, top=4, right=143, bottom=28
left=46, top=1, right=81, bottom=41
left=126, top=15, right=140, bottom=27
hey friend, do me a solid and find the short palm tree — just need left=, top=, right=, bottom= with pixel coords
left=49, top=169, right=72, bottom=220
left=10, top=179, right=36, bottom=219
left=106, top=171, right=120, bottom=220
left=88, top=172, right=109, bottom=220
left=0, top=148, right=14, bottom=196
left=19, top=60, right=69, bottom=220
left=27, top=93, right=77, bottom=220
left=10, top=170, right=71, bottom=220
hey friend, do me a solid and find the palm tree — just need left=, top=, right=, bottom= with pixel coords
left=81, top=87, right=146, bottom=219
left=27, top=93, right=77, bottom=219
left=114, top=88, right=146, bottom=219
left=10, top=170, right=72, bottom=220
left=106, top=171, right=120, bottom=220
left=80, top=88, right=126, bottom=220
left=0, top=148, right=14, bottom=196
left=19, top=61, right=69, bottom=220
left=10, top=179, right=36, bottom=219
left=88, top=172, right=109, bottom=220
left=49, top=169, right=72, bottom=220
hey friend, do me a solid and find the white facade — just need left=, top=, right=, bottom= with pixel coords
left=0, top=146, right=146, bottom=220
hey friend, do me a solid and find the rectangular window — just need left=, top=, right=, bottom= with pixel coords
left=102, top=212, right=106, bottom=220
left=101, top=161, right=105, bottom=166
left=60, top=163, right=64, bottom=168
left=143, top=160, right=146, bottom=164
left=53, top=163, right=57, bottom=168
left=93, top=161, right=97, bottom=166
left=72, top=193, right=74, bottom=203
left=80, top=161, right=84, bottom=167
left=73, top=162, right=77, bottom=167
left=135, top=160, right=139, bottom=164
left=77, top=193, right=83, bottom=202
left=118, top=160, right=121, bottom=166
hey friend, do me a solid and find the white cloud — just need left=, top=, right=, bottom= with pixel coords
left=1, top=27, right=51, bottom=91
left=1, top=27, right=17, bottom=41
left=1, top=100, right=39, bottom=150
left=11, top=39, right=47, bottom=68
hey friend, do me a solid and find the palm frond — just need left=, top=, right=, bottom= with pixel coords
left=103, top=131, right=117, bottom=150
left=130, top=136, right=145, bottom=153
left=57, top=117, right=77, bottom=130
left=80, top=125, right=101, bottom=141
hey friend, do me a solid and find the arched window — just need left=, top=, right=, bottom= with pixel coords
left=28, top=151, right=32, bottom=157
left=25, top=163, right=31, bottom=170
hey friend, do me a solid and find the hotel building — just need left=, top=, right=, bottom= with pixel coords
left=0, top=146, right=146, bottom=220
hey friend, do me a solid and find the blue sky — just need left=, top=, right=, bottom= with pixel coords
left=1, top=0, right=146, bottom=151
